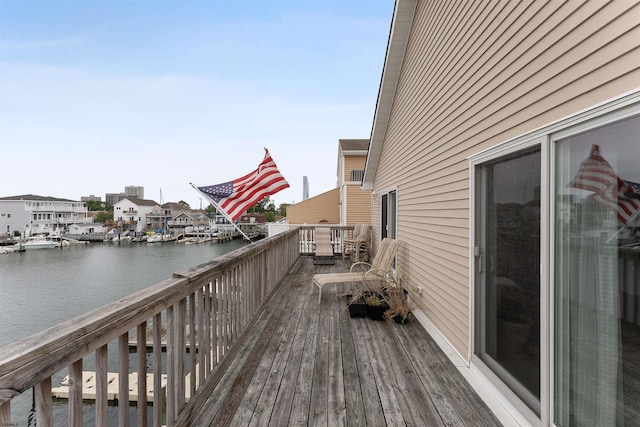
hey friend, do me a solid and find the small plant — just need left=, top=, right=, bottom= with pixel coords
left=365, top=293, right=384, bottom=306
left=384, top=287, right=414, bottom=324
left=382, top=273, right=414, bottom=324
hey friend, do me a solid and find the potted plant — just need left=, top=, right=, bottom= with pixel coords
left=344, top=291, right=368, bottom=318
left=380, top=272, right=414, bottom=324
left=365, top=292, right=388, bottom=320
left=383, top=287, right=414, bottom=324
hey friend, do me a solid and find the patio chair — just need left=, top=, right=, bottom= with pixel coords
left=313, top=227, right=335, bottom=265
left=342, top=224, right=370, bottom=262
left=312, top=238, right=401, bottom=303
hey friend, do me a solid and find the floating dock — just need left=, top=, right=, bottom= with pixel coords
left=51, top=371, right=169, bottom=403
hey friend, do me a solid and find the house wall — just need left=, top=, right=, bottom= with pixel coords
left=287, top=188, right=340, bottom=224
left=372, top=0, right=640, bottom=357
left=0, top=201, right=28, bottom=236
left=343, top=156, right=366, bottom=182
left=344, top=186, right=372, bottom=226
left=113, top=199, right=156, bottom=230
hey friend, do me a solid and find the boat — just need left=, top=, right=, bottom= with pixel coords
left=22, top=236, right=59, bottom=250
left=147, top=232, right=177, bottom=243
left=111, top=231, right=133, bottom=242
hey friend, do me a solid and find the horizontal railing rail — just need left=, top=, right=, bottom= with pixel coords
left=295, top=225, right=356, bottom=256
left=0, top=229, right=300, bottom=426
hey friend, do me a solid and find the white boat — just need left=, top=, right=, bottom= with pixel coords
left=147, top=233, right=177, bottom=243
left=22, top=236, right=59, bottom=250
left=112, top=231, right=133, bottom=242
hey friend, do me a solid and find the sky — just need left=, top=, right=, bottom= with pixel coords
left=0, top=0, right=394, bottom=209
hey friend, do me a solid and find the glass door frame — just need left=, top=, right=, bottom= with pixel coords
left=470, top=135, right=550, bottom=425
left=469, top=91, right=640, bottom=426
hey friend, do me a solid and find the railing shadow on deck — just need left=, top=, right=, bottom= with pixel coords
left=0, top=226, right=356, bottom=427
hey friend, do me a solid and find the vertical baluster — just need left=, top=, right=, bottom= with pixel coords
left=204, top=283, right=212, bottom=373
left=221, top=272, right=228, bottom=355
left=197, top=286, right=206, bottom=382
left=95, top=345, right=108, bottom=426
left=152, top=313, right=163, bottom=427
left=166, top=305, right=175, bottom=423
left=69, top=359, right=83, bottom=425
left=0, top=401, right=9, bottom=426
left=175, top=300, right=186, bottom=413
left=188, top=292, right=197, bottom=395
left=118, top=333, right=129, bottom=427
left=137, top=322, right=147, bottom=427
left=213, top=278, right=219, bottom=364
left=0, top=402, right=9, bottom=426
left=34, top=377, right=52, bottom=427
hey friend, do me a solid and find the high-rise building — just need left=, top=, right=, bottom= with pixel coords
left=125, top=185, right=144, bottom=199
left=303, top=176, right=309, bottom=200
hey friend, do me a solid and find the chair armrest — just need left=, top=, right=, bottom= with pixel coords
left=349, top=261, right=372, bottom=272
left=363, top=269, right=387, bottom=279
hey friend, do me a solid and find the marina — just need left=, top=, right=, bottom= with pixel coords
left=0, top=238, right=247, bottom=345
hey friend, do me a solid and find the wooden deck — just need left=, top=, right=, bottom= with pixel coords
left=188, top=257, right=502, bottom=426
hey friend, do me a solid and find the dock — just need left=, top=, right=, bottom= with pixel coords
left=127, top=324, right=198, bottom=352
left=52, top=371, right=169, bottom=403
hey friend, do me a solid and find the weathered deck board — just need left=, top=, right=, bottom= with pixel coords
left=188, top=257, right=501, bottom=426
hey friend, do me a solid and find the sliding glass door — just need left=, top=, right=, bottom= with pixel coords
left=472, top=100, right=640, bottom=425
left=475, top=147, right=541, bottom=413
left=554, top=115, right=640, bottom=426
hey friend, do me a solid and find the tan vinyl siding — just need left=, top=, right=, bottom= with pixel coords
left=372, top=0, right=640, bottom=357
left=343, top=156, right=367, bottom=182
left=287, top=188, right=340, bottom=224
left=345, top=186, right=371, bottom=226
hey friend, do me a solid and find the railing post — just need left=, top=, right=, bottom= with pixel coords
left=34, top=377, right=53, bottom=427
left=118, top=333, right=129, bottom=427
left=137, top=322, right=148, bottom=427
left=188, top=293, right=197, bottom=396
left=96, top=345, right=108, bottom=426
left=166, top=305, right=175, bottom=423
left=69, top=359, right=83, bottom=425
left=153, top=313, right=164, bottom=427
left=175, top=300, right=186, bottom=413
left=0, top=399, right=10, bottom=425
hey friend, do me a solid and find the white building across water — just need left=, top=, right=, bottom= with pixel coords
left=0, top=194, right=92, bottom=237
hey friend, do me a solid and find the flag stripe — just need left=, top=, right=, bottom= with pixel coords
left=569, top=144, right=640, bottom=224
left=198, top=148, right=289, bottom=222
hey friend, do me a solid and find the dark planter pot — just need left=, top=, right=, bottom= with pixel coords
left=393, top=313, right=410, bottom=324
left=345, top=295, right=368, bottom=318
left=367, top=304, right=389, bottom=321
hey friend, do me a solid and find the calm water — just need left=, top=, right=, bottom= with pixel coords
left=0, top=239, right=246, bottom=425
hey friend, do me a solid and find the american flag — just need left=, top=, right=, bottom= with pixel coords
left=198, top=148, right=290, bottom=222
left=569, top=144, right=640, bottom=224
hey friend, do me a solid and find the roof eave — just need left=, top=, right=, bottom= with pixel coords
left=362, top=0, right=417, bottom=190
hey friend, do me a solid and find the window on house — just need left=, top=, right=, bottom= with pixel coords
left=381, top=190, right=397, bottom=239
left=472, top=96, right=640, bottom=425
left=350, top=169, right=365, bottom=182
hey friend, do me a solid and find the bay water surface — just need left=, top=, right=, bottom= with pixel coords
left=0, top=239, right=247, bottom=425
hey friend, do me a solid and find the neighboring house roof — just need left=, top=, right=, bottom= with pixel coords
left=339, top=139, right=369, bottom=152
left=119, top=197, right=158, bottom=206
left=162, top=202, right=189, bottom=210
left=363, top=0, right=417, bottom=189
left=0, top=194, right=79, bottom=202
left=173, top=212, right=194, bottom=219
